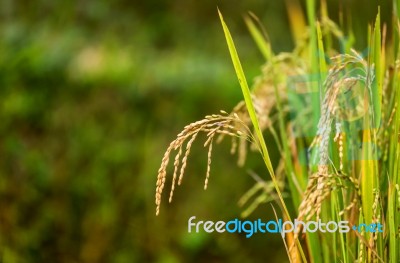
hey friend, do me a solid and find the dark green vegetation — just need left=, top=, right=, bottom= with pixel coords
left=0, top=0, right=394, bottom=262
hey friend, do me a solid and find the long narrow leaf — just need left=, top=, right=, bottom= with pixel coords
left=218, top=10, right=307, bottom=262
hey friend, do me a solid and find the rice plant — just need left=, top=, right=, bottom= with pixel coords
left=156, top=1, right=400, bottom=262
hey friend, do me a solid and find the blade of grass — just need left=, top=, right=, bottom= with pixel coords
left=372, top=9, right=382, bottom=128
left=316, top=22, right=327, bottom=77
left=244, top=13, right=272, bottom=61
left=332, top=191, right=347, bottom=263
left=284, top=0, right=307, bottom=44
left=388, top=182, right=396, bottom=263
left=387, top=33, right=400, bottom=262
left=395, top=0, right=400, bottom=28
left=271, top=204, right=295, bottom=263
left=218, top=8, right=278, bottom=205
left=305, top=2, right=323, bottom=261
left=320, top=0, right=332, bottom=50
left=218, top=9, right=307, bottom=262
left=306, top=0, right=321, bottom=143
left=360, top=127, right=376, bottom=229
left=394, top=0, right=400, bottom=58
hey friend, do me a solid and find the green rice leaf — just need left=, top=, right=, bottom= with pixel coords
left=372, top=9, right=382, bottom=127
left=244, top=13, right=272, bottom=61
left=218, top=10, right=307, bottom=262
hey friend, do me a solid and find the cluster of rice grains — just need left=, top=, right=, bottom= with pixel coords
left=297, top=51, right=371, bottom=226
left=155, top=112, right=254, bottom=215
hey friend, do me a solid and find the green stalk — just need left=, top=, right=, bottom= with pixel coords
left=218, top=9, right=283, bottom=215
left=388, top=36, right=400, bottom=262
left=388, top=183, right=396, bottom=263
left=218, top=9, right=307, bottom=262
left=306, top=0, right=320, bottom=128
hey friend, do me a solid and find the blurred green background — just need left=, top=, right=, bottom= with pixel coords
left=0, top=0, right=390, bottom=262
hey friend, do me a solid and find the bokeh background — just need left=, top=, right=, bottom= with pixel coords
left=0, top=0, right=391, bottom=262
